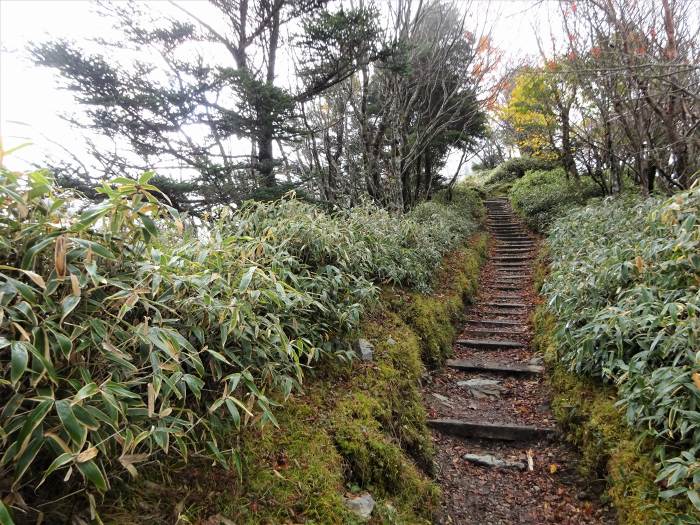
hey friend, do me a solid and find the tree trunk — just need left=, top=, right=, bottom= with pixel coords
left=560, top=109, right=578, bottom=180
left=256, top=4, right=281, bottom=188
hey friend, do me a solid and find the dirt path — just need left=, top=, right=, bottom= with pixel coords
left=423, top=198, right=615, bottom=525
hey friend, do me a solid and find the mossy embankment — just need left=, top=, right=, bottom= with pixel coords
left=532, top=254, right=696, bottom=525
left=110, top=233, right=488, bottom=524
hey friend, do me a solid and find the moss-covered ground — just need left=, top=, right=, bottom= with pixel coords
left=103, top=233, right=488, bottom=525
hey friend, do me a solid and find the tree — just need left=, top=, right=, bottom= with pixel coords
left=498, top=64, right=578, bottom=179
left=499, top=68, right=560, bottom=161
left=557, top=0, right=700, bottom=194
left=32, top=0, right=383, bottom=213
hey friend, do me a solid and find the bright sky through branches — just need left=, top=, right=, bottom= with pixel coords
left=0, top=0, right=551, bottom=175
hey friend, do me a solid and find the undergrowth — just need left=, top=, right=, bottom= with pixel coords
left=0, top=167, right=483, bottom=522
left=103, top=234, right=488, bottom=524
left=509, top=167, right=602, bottom=231
left=535, top=188, right=700, bottom=519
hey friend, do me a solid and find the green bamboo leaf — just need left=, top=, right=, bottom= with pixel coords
left=138, top=213, right=158, bottom=238
left=0, top=499, right=15, bottom=525
left=224, top=399, right=241, bottom=428
left=55, top=400, right=87, bottom=448
left=50, top=330, right=72, bottom=359
left=206, top=348, right=232, bottom=365
left=238, top=267, right=256, bottom=293
left=12, top=435, right=44, bottom=489
left=20, top=235, right=59, bottom=270
left=15, top=399, right=53, bottom=455
left=39, top=452, right=74, bottom=486
left=74, top=204, right=112, bottom=231
left=60, top=295, right=81, bottom=324
left=76, top=460, right=108, bottom=492
left=10, top=341, right=28, bottom=386
left=73, top=383, right=99, bottom=404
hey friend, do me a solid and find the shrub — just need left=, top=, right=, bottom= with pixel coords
left=509, top=168, right=602, bottom=231
left=541, top=188, right=700, bottom=512
left=485, top=157, right=556, bottom=186
left=0, top=168, right=479, bottom=520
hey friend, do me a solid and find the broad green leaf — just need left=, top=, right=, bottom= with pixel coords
left=0, top=499, right=15, bottom=525
left=55, top=400, right=87, bottom=448
left=60, top=295, right=81, bottom=324
left=238, top=267, right=256, bottom=293
left=10, top=341, right=28, bottom=386
left=76, top=460, right=108, bottom=492
left=73, top=383, right=99, bottom=404
left=39, top=452, right=74, bottom=486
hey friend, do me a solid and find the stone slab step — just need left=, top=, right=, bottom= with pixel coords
left=462, top=328, right=525, bottom=337
left=446, top=359, right=544, bottom=375
left=492, top=256, right=531, bottom=262
left=465, top=319, right=522, bottom=326
left=456, top=338, right=524, bottom=349
left=482, top=302, right=528, bottom=308
left=427, top=419, right=556, bottom=441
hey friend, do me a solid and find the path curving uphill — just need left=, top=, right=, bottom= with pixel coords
left=423, top=198, right=614, bottom=524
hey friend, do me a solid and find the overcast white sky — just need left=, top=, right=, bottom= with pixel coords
left=0, top=0, right=554, bottom=174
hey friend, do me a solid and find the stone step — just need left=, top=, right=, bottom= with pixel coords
left=482, top=302, right=528, bottom=308
left=494, top=285, right=521, bottom=291
left=427, top=419, right=556, bottom=441
left=491, top=295, right=525, bottom=301
left=492, top=256, right=531, bottom=262
left=446, top=359, right=544, bottom=375
left=465, top=318, right=522, bottom=326
left=480, top=309, right=526, bottom=316
left=462, top=328, right=525, bottom=337
left=456, top=338, right=524, bottom=349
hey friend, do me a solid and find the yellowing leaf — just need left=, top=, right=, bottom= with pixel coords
left=76, top=446, right=99, bottom=463
left=692, top=372, right=700, bottom=391
left=54, top=235, right=67, bottom=278
left=70, top=274, right=81, bottom=296
left=23, top=270, right=46, bottom=289
left=549, top=463, right=558, bottom=474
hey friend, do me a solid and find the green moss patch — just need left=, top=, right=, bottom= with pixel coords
left=391, top=234, right=488, bottom=368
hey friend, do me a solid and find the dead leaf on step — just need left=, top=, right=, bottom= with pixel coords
left=549, top=463, right=558, bottom=474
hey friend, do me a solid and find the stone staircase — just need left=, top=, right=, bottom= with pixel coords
left=427, top=197, right=550, bottom=441
left=426, top=198, right=613, bottom=524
